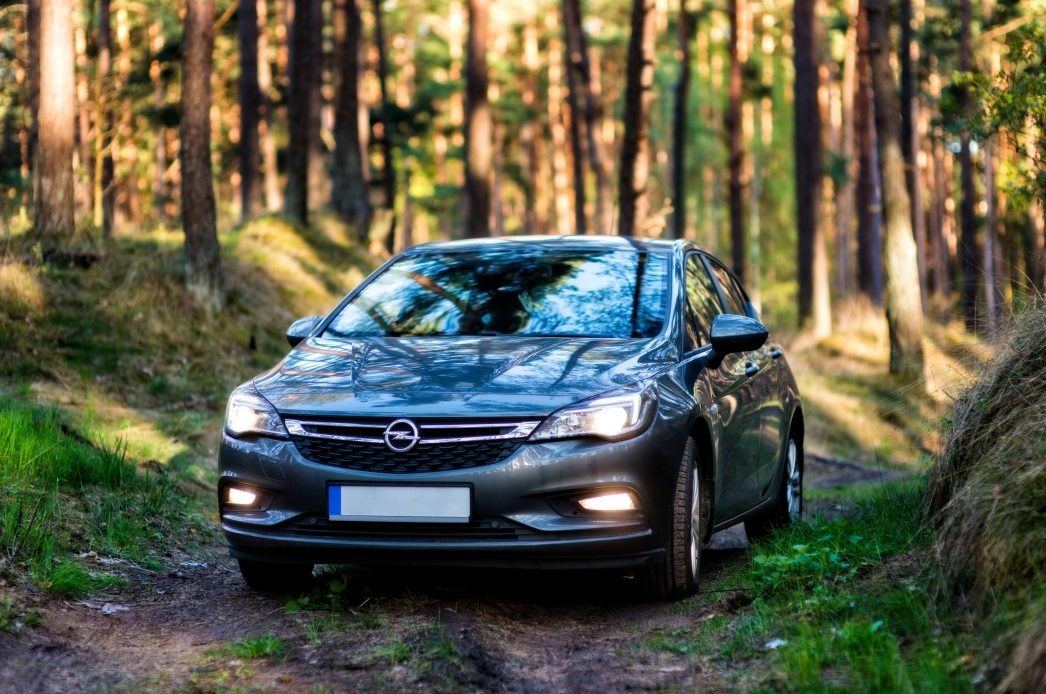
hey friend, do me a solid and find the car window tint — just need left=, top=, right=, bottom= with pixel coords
left=709, top=263, right=747, bottom=315
left=323, top=249, right=671, bottom=339
left=685, top=255, right=721, bottom=350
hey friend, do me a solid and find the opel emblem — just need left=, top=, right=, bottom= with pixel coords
left=383, top=419, right=420, bottom=452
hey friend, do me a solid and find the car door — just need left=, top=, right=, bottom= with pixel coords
left=706, top=260, right=783, bottom=503
left=684, top=254, right=761, bottom=522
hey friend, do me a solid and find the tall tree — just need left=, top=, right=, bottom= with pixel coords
left=794, top=0, right=831, bottom=335
left=898, top=0, right=926, bottom=301
left=835, top=0, right=859, bottom=295
left=726, top=0, right=744, bottom=278
left=463, top=0, right=491, bottom=238
left=561, top=0, right=587, bottom=235
left=854, top=4, right=882, bottom=304
left=32, top=0, right=76, bottom=250
left=671, top=0, right=693, bottom=240
left=331, top=0, right=371, bottom=235
left=27, top=0, right=40, bottom=205
left=617, top=0, right=656, bottom=237
left=284, top=0, right=315, bottom=224
left=563, top=0, right=613, bottom=234
left=372, top=0, right=397, bottom=249
left=238, top=0, right=262, bottom=222
left=257, top=0, right=282, bottom=211
left=865, top=0, right=925, bottom=380
left=958, top=0, right=978, bottom=330
left=181, top=0, right=224, bottom=310
left=306, top=0, right=326, bottom=207
left=94, top=0, right=114, bottom=236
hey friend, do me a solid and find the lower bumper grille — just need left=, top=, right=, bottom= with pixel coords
left=286, top=515, right=530, bottom=541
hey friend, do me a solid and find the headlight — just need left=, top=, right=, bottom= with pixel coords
left=530, top=386, right=657, bottom=442
left=224, top=387, right=288, bottom=438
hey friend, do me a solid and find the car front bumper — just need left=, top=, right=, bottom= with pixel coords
left=218, top=422, right=684, bottom=570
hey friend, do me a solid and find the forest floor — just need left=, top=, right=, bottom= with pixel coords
left=0, top=456, right=909, bottom=693
left=0, top=219, right=995, bottom=691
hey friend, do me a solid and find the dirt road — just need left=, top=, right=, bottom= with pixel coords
left=0, top=457, right=902, bottom=693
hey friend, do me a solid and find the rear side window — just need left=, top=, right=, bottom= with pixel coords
left=685, top=255, right=721, bottom=350
left=708, top=262, right=748, bottom=315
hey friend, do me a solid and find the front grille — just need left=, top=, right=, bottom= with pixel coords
left=286, top=515, right=531, bottom=541
left=285, top=417, right=540, bottom=474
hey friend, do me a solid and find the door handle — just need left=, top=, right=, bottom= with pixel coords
left=770, top=348, right=783, bottom=360
left=745, top=362, right=759, bottom=378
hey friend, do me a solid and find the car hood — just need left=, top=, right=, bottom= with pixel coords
left=253, top=335, right=675, bottom=418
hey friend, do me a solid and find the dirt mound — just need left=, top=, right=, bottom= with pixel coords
left=927, top=306, right=1046, bottom=691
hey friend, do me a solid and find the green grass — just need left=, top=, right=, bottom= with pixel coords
left=0, top=595, right=41, bottom=633
left=737, top=479, right=973, bottom=691
left=218, top=633, right=289, bottom=660
left=0, top=396, right=183, bottom=593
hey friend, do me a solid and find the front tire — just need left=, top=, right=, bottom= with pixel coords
left=237, top=559, right=314, bottom=593
left=639, top=437, right=703, bottom=600
left=744, top=434, right=803, bottom=542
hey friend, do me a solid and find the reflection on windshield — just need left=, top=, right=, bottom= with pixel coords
left=323, top=249, right=670, bottom=339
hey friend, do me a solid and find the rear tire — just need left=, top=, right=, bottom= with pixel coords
left=745, top=434, right=802, bottom=542
left=237, top=559, right=314, bottom=593
left=639, top=437, right=703, bottom=600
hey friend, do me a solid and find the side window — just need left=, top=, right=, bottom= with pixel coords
left=685, top=255, right=722, bottom=351
left=709, top=263, right=748, bottom=315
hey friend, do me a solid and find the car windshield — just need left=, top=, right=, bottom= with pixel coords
left=322, top=248, right=671, bottom=339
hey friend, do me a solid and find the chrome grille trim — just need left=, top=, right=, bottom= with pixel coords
left=284, top=419, right=541, bottom=446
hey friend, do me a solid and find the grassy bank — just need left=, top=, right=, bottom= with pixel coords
left=0, top=216, right=376, bottom=598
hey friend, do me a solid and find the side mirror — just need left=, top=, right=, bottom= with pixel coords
left=710, top=313, right=769, bottom=356
left=286, top=315, right=323, bottom=347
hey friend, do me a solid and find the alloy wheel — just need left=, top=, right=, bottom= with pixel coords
left=785, top=438, right=802, bottom=520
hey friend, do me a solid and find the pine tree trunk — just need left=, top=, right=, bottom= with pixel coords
left=149, top=20, right=168, bottom=226
left=372, top=0, right=397, bottom=250
left=865, top=0, right=924, bottom=380
left=617, top=0, right=656, bottom=237
left=27, top=0, right=40, bottom=206
left=239, top=0, right=262, bottom=222
left=257, top=0, right=282, bottom=212
left=284, top=0, right=314, bottom=224
left=671, top=0, right=693, bottom=240
left=463, top=0, right=491, bottom=238
left=33, top=0, right=76, bottom=251
left=726, top=0, right=744, bottom=277
left=836, top=0, right=858, bottom=296
left=331, top=0, right=372, bottom=236
left=794, top=0, right=831, bottom=336
left=899, top=0, right=926, bottom=305
left=520, top=21, right=545, bottom=234
left=958, top=0, right=979, bottom=331
left=546, top=11, right=571, bottom=235
left=854, top=6, right=882, bottom=304
left=181, top=0, right=224, bottom=310
left=562, top=0, right=587, bottom=235
left=306, top=0, right=326, bottom=208
left=94, top=0, right=115, bottom=236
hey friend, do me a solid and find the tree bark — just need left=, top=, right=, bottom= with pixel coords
left=284, top=0, right=314, bottom=224
left=865, top=0, right=925, bottom=380
left=306, top=0, right=326, bottom=208
left=372, top=0, right=397, bottom=250
left=27, top=0, right=40, bottom=205
left=726, top=0, right=744, bottom=278
left=331, top=0, right=372, bottom=236
left=94, top=0, right=115, bottom=236
left=617, top=0, right=656, bottom=237
left=836, top=0, right=858, bottom=296
left=563, top=0, right=613, bottom=234
left=794, top=0, right=831, bottom=336
left=257, top=0, right=282, bottom=212
left=463, top=0, right=491, bottom=238
left=854, top=5, right=882, bottom=304
left=899, top=0, right=926, bottom=305
left=958, top=0, right=979, bottom=331
left=33, top=0, right=76, bottom=250
left=181, top=0, right=224, bottom=310
left=547, top=11, right=571, bottom=235
left=671, top=0, right=693, bottom=240
left=562, top=0, right=588, bottom=235
left=238, top=0, right=262, bottom=222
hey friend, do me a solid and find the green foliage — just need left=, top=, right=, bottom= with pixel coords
left=0, top=595, right=42, bottom=634
left=218, top=633, right=289, bottom=660
left=38, top=561, right=126, bottom=599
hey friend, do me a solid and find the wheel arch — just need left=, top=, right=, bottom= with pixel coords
left=688, top=415, right=716, bottom=542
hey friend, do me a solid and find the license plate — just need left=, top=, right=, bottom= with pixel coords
left=328, top=485, right=471, bottom=523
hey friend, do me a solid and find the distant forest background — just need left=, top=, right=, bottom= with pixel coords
left=1, top=0, right=1043, bottom=362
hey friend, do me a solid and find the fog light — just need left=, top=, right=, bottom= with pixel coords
left=227, top=486, right=258, bottom=506
left=578, top=492, right=637, bottom=512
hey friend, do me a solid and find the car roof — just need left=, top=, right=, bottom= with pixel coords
left=405, top=234, right=710, bottom=255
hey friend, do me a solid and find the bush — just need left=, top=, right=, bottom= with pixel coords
left=926, top=306, right=1046, bottom=690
